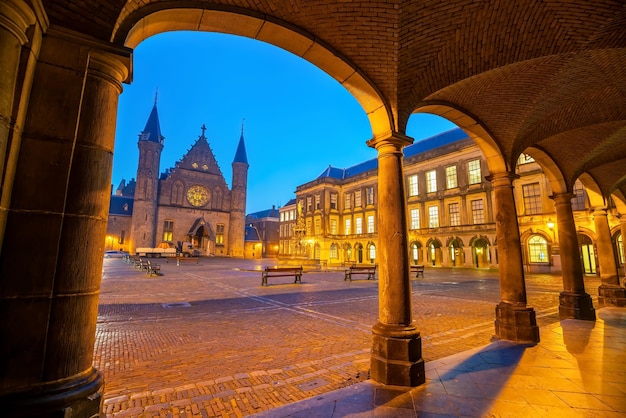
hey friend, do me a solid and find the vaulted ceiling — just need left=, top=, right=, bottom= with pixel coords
left=41, top=0, right=626, bottom=200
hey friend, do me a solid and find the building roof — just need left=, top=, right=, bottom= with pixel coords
left=138, top=101, right=164, bottom=144
left=247, top=206, right=280, bottom=220
left=244, top=225, right=260, bottom=241
left=109, top=195, right=134, bottom=215
left=316, top=128, right=468, bottom=181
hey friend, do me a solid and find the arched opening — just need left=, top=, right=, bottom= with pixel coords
left=426, top=238, right=442, bottom=267
left=446, top=237, right=464, bottom=267
left=409, top=241, right=423, bottom=265
left=578, top=233, right=597, bottom=275
left=470, top=236, right=491, bottom=269
left=355, top=242, right=364, bottom=264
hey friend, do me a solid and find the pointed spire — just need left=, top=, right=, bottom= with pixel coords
left=139, top=96, right=164, bottom=144
left=233, top=118, right=248, bottom=164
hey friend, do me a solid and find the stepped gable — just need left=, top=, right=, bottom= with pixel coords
left=168, top=124, right=225, bottom=178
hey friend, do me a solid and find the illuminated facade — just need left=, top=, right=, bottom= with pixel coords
left=280, top=129, right=624, bottom=275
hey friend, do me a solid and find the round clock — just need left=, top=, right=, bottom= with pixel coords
left=186, top=185, right=210, bottom=207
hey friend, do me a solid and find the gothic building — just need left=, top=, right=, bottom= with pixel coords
left=107, top=102, right=248, bottom=257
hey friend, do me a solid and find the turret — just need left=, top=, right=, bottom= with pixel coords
left=129, top=98, right=164, bottom=252
left=228, top=121, right=249, bottom=257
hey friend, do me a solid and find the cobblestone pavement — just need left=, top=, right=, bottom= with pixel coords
left=95, top=258, right=602, bottom=417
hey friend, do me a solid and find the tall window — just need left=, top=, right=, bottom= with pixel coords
left=163, top=220, right=174, bottom=242
left=448, top=203, right=460, bottom=226
left=366, top=186, right=374, bottom=205
left=344, top=193, right=351, bottom=209
left=355, top=217, right=363, bottom=234
left=306, top=196, right=312, bottom=212
left=468, top=159, right=482, bottom=184
left=410, top=208, right=420, bottom=230
left=368, top=244, right=376, bottom=261
left=345, top=218, right=351, bottom=235
left=367, top=215, right=375, bottom=233
left=528, top=235, right=548, bottom=263
left=315, top=218, right=321, bottom=235
left=426, top=170, right=437, bottom=193
left=355, top=190, right=362, bottom=207
left=315, top=194, right=321, bottom=210
left=471, top=199, right=484, bottom=224
left=330, top=218, right=338, bottom=235
left=216, top=223, right=225, bottom=245
left=571, top=181, right=587, bottom=211
left=445, top=166, right=458, bottom=189
left=408, top=174, right=418, bottom=196
left=428, top=206, right=439, bottom=228
left=330, top=243, right=338, bottom=259
left=522, top=183, right=542, bottom=215
left=330, top=193, right=338, bottom=210
left=306, top=219, right=312, bottom=235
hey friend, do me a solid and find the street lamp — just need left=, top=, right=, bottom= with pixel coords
left=547, top=219, right=555, bottom=241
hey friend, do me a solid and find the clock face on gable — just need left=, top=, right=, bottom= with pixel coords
left=186, top=185, right=210, bottom=207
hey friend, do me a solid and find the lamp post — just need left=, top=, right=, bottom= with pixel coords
left=547, top=219, right=556, bottom=241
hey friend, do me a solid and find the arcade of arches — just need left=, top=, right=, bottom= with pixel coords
left=1, top=1, right=625, bottom=416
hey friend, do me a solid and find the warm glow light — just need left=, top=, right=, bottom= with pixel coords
left=547, top=221, right=555, bottom=230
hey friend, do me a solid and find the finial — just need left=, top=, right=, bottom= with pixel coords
left=241, top=118, right=245, bottom=137
left=154, top=87, right=158, bottom=105
left=200, top=123, right=207, bottom=138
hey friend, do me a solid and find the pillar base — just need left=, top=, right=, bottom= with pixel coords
left=494, top=302, right=540, bottom=343
left=598, top=284, right=626, bottom=307
left=559, top=291, right=596, bottom=321
left=0, top=368, right=103, bottom=418
left=370, top=322, right=425, bottom=387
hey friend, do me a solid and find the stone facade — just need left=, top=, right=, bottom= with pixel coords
left=107, top=105, right=247, bottom=257
left=281, top=129, right=624, bottom=276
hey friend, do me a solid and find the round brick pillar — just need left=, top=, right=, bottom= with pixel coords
left=488, top=172, right=539, bottom=343
left=367, top=132, right=425, bottom=387
left=551, top=193, right=595, bottom=320
left=0, top=27, right=130, bottom=416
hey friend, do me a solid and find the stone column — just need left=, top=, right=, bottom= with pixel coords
left=367, top=132, right=424, bottom=387
left=620, top=217, right=626, bottom=277
left=593, top=207, right=626, bottom=306
left=551, top=193, right=595, bottom=320
left=488, top=172, right=539, bottom=343
left=0, top=0, right=45, bottom=251
left=0, top=27, right=130, bottom=416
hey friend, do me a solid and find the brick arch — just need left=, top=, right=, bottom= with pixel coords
left=416, top=103, right=507, bottom=174
left=113, top=6, right=394, bottom=139
left=523, top=146, right=568, bottom=195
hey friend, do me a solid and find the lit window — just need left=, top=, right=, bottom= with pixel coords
left=306, top=196, right=312, bottom=212
left=448, top=203, right=460, bottom=226
left=428, top=206, right=439, bottom=228
left=315, top=194, right=321, bottom=210
left=410, top=208, right=420, bottom=229
left=426, top=170, right=437, bottom=193
left=522, top=183, right=542, bottom=215
left=445, top=166, right=458, bottom=189
left=572, top=181, right=587, bottom=211
left=280, top=212, right=285, bottom=222
left=528, top=235, right=548, bottom=263
left=368, top=244, right=376, bottom=261
left=517, top=153, right=535, bottom=165
left=408, top=174, right=418, bottom=196
left=345, top=218, right=351, bottom=235
left=344, top=193, right=351, bottom=209
left=315, top=218, right=321, bottom=235
left=366, top=187, right=374, bottom=205
left=468, top=160, right=482, bottom=184
left=330, top=218, right=338, bottom=235
left=355, top=190, right=362, bottom=207
left=163, top=220, right=174, bottom=242
left=216, top=223, right=225, bottom=245
left=330, top=243, right=338, bottom=259
left=306, top=219, right=312, bottom=235
left=471, top=199, right=484, bottom=224
left=367, top=215, right=375, bottom=233
left=356, top=217, right=363, bottom=234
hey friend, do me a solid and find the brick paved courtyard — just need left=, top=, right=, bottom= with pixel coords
left=95, top=257, right=602, bottom=417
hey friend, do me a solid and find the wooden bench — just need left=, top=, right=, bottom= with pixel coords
left=344, top=264, right=377, bottom=281
left=261, top=266, right=303, bottom=286
left=410, top=264, right=425, bottom=278
left=146, top=260, right=161, bottom=276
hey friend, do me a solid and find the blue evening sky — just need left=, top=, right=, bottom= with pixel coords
left=112, top=31, right=457, bottom=214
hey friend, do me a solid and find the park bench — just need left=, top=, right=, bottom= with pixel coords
left=344, top=264, right=377, bottom=281
left=175, top=256, right=199, bottom=266
left=261, top=266, right=303, bottom=286
left=410, top=264, right=425, bottom=278
left=146, top=260, right=161, bottom=276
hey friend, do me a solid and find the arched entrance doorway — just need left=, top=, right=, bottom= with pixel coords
left=470, top=236, right=491, bottom=268
left=446, top=237, right=464, bottom=267
left=409, top=241, right=423, bottom=265
left=426, top=238, right=442, bottom=266
left=355, top=242, right=364, bottom=264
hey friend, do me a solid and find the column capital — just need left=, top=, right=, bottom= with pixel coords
left=485, top=171, right=519, bottom=188
left=366, top=131, right=413, bottom=152
left=550, top=192, right=576, bottom=204
left=89, top=50, right=131, bottom=93
left=0, top=0, right=39, bottom=44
